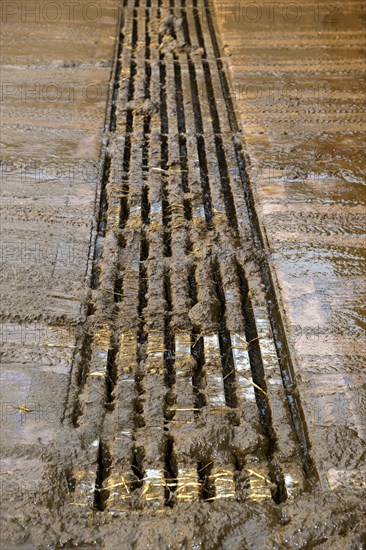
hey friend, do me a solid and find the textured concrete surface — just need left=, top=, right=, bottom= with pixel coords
left=212, top=0, right=366, bottom=487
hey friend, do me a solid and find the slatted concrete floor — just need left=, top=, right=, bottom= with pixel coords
left=62, top=0, right=312, bottom=513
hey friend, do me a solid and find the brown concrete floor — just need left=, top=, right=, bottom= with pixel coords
left=1, top=0, right=120, bottom=320
left=212, top=0, right=366, bottom=488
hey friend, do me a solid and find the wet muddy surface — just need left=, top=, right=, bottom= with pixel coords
left=1, top=0, right=365, bottom=548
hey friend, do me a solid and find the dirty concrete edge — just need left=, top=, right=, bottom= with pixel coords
left=83, top=8, right=124, bottom=293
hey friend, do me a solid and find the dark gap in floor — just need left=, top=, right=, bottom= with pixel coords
left=197, top=458, right=215, bottom=501
left=164, top=435, right=178, bottom=506
left=212, top=261, right=238, bottom=409
left=94, top=441, right=112, bottom=511
left=188, top=268, right=207, bottom=410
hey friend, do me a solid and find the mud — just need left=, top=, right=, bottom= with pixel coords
left=1, top=0, right=365, bottom=548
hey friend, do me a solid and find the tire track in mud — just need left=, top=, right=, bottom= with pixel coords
left=62, top=0, right=315, bottom=513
